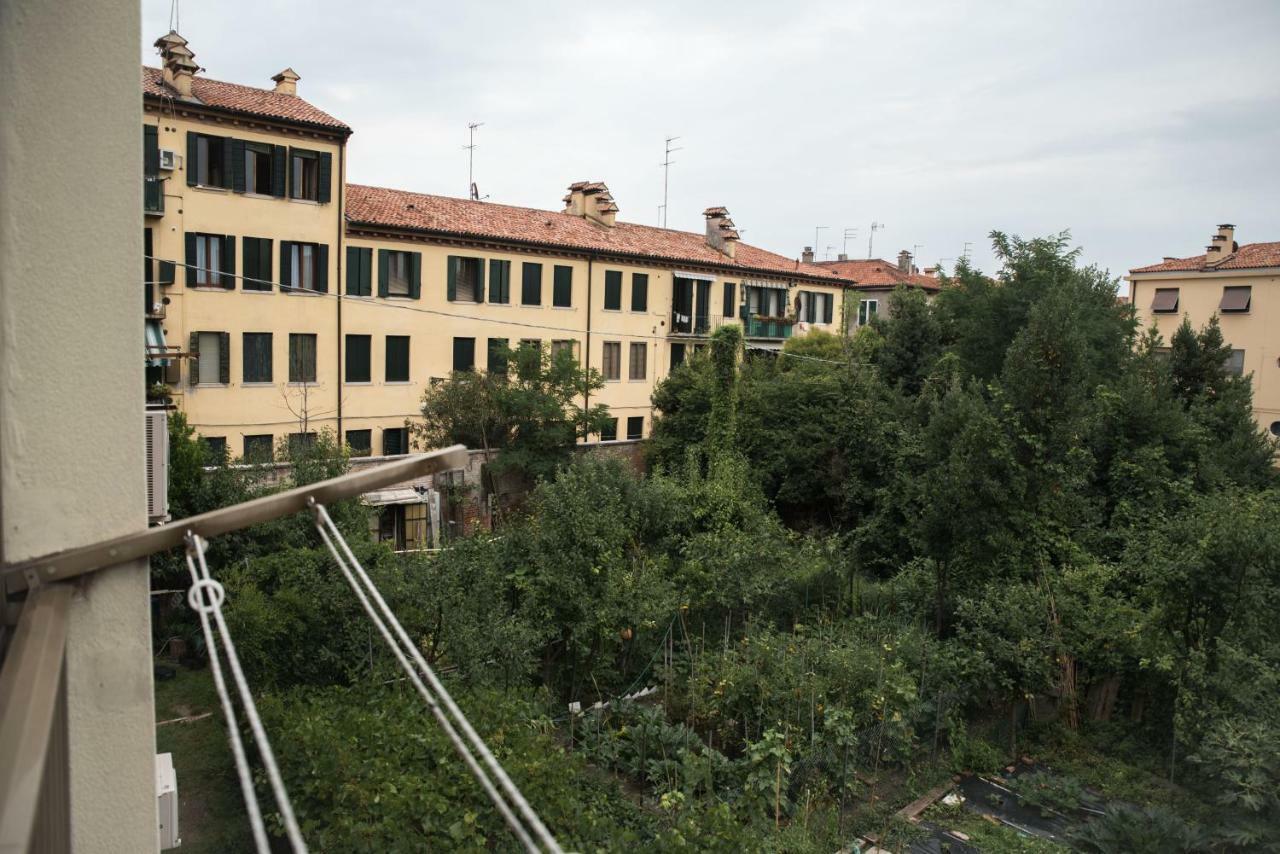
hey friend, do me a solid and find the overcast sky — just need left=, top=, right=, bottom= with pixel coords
left=143, top=1, right=1280, bottom=290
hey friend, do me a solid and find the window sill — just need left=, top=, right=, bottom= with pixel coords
left=551, top=305, right=574, bottom=310
left=630, top=309, right=649, bottom=314
left=242, top=287, right=275, bottom=294
left=191, top=184, right=231, bottom=193
left=191, top=285, right=230, bottom=291
left=449, top=299, right=482, bottom=305
left=385, top=295, right=416, bottom=301
left=602, top=308, right=622, bottom=313
left=194, top=383, right=230, bottom=388
left=243, top=192, right=280, bottom=201
left=345, top=381, right=372, bottom=386
left=241, top=382, right=275, bottom=388
left=385, top=380, right=412, bottom=386
left=287, top=382, right=320, bottom=387
left=283, top=288, right=324, bottom=297
left=288, top=197, right=321, bottom=206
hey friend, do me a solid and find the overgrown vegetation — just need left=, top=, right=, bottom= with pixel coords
left=162, top=230, right=1279, bottom=851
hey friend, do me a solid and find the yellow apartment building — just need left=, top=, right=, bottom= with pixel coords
left=142, top=34, right=850, bottom=459
left=1129, top=223, right=1280, bottom=437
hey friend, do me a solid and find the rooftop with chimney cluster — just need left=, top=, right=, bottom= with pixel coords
left=1130, top=224, right=1280, bottom=274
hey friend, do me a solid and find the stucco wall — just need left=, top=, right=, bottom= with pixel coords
left=0, top=0, right=157, bottom=850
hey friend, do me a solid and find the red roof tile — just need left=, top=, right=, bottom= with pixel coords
left=142, top=66, right=350, bottom=132
left=812, top=258, right=941, bottom=292
left=346, top=185, right=846, bottom=283
left=1130, top=241, right=1280, bottom=274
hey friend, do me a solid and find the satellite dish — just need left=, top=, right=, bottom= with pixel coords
left=470, top=182, right=480, bottom=201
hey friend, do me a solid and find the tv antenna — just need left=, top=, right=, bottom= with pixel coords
left=814, top=226, right=829, bottom=259
left=912, top=244, right=924, bottom=272
left=464, top=122, right=484, bottom=200
left=842, top=227, right=858, bottom=256
left=825, top=245, right=836, bottom=260
left=660, top=135, right=682, bottom=228
left=962, top=241, right=973, bottom=261
left=867, top=222, right=884, bottom=258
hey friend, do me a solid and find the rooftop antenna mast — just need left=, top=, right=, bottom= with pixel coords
left=843, top=227, right=858, bottom=257
left=867, top=222, right=884, bottom=259
left=912, top=244, right=924, bottom=272
left=825, top=245, right=836, bottom=260
left=962, top=241, right=973, bottom=261
left=815, top=226, right=829, bottom=258
left=465, top=122, right=484, bottom=200
left=660, top=135, right=682, bottom=228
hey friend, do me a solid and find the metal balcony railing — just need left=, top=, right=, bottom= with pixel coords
left=144, top=176, right=165, bottom=215
left=742, top=313, right=795, bottom=339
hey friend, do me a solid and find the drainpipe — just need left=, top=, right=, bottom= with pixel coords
left=335, top=140, right=346, bottom=439
left=583, top=253, right=594, bottom=437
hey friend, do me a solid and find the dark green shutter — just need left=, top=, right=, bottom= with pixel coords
left=230, top=138, right=246, bottom=193
left=632, top=273, right=648, bottom=312
left=184, top=232, right=198, bottom=286
left=243, top=237, right=259, bottom=289
left=553, top=265, right=572, bottom=307
left=218, top=332, right=230, bottom=383
left=362, top=248, right=373, bottom=296
left=221, top=235, right=235, bottom=289
left=489, top=259, right=506, bottom=303
left=346, top=247, right=361, bottom=295
left=823, top=294, right=834, bottom=324
left=446, top=256, right=457, bottom=301
left=220, top=137, right=233, bottom=190
left=723, top=282, right=735, bottom=318
left=271, top=145, right=287, bottom=197
left=378, top=250, right=390, bottom=297
left=260, top=239, right=273, bottom=290
left=158, top=260, right=175, bottom=285
left=604, top=270, right=622, bottom=310
left=317, top=152, right=332, bottom=203
left=187, top=332, right=199, bottom=385
left=522, top=262, right=542, bottom=305
left=475, top=258, right=485, bottom=304
left=186, top=132, right=199, bottom=186
left=408, top=252, right=421, bottom=300
left=315, top=244, right=329, bottom=293
left=279, top=241, right=292, bottom=290
left=143, top=125, right=160, bottom=176
left=286, top=147, right=297, bottom=198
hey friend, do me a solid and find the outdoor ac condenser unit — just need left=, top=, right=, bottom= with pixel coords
left=156, top=752, right=181, bottom=849
left=158, top=148, right=177, bottom=171
left=145, top=409, right=170, bottom=524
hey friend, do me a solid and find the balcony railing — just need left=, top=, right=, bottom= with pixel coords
left=144, top=176, right=164, bottom=215
left=742, top=313, right=794, bottom=339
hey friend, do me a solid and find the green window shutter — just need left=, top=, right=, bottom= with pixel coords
left=218, top=332, right=230, bottom=383
left=488, top=338, right=508, bottom=374
left=446, top=256, right=458, bottom=301
left=230, top=138, right=246, bottom=193
left=317, top=152, right=332, bottom=203
left=158, top=260, right=175, bottom=285
left=260, top=239, right=273, bottom=290
left=186, top=132, right=199, bottom=186
left=408, top=252, right=421, bottom=299
left=143, top=125, right=160, bottom=176
left=553, top=265, right=572, bottom=307
left=475, top=258, right=486, bottom=304
left=362, top=248, right=373, bottom=296
left=315, top=244, right=329, bottom=293
left=631, top=273, right=648, bottom=312
left=346, top=246, right=361, bottom=295
left=287, top=147, right=296, bottom=198
left=187, top=332, right=199, bottom=386
left=823, top=294, right=834, bottom=324
left=604, top=270, right=622, bottom=310
left=222, top=235, right=236, bottom=289
left=220, top=137, right=233, bottom=190
left=271, top=145, right=287, bottom=197
left=243, top=237, right=259, bottom=289
left=279, top=241, right=292, bottom=290
left=184, top=232, right=198, bottom=286
left=522, top=262, right=542, bottom=305
left=378, top=249, right=390, bottom=297
left=488, top=259, right=505, bottom=303
left=722, top=282, right=735, bottom=318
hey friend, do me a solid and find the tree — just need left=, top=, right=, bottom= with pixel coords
left=873, top=286, right=941, bottom=394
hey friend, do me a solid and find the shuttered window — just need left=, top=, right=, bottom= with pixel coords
left=629, top=342, right=647, bottom=380
left=553, top=265, right=573, bottom=307
left=858, top=299, right=878, bottom=325
left=1151, top=288, right=1179, bottom=313
left=600, top=418, right=618, bottom=442
left=1219, top=286, right=1251, bottom=313
left=447, top=256, right=484, bottom=302
left=521, top=262, right=543, bottom=305
left=722, top=282, right=736, bottom=319
left=289, top=432, right=317, bottom=455
left=631, top=273, right=649, bottom=312
left=346, top=429, right=372, bottom=457
left=604, top=270, right=623, bottom=310
left=347, top=246, right=373, bottom=296
left=188, top=132, right=231, bottom=189
left=243, top=142, right=276, bottom=195
left=551, top=340, right=575, bottom=360
left=386, top=336, right=410, bottom=382
left=1227, top=349, right=1246, bottom=377
left=626, top=416, right=644, bottom=440
left=196, top=332, right=229, bottom=385
left=186, top=232, right=235, bottom=288
left=488, top=338, right=509, bottom=375
left=602, top=342, right=621, bottom=380
left=453, top=337, right=476, bottom=372
left=671, top=342, right=686, bottom=368
left=242, top=332, right=273, bottom=383
left=282, top=242, right=329, bottom=292
left=377, top=249, right=420, bottom=299
left=382, top=428, right=409, bottom=457
left=489, top=259, right=512, bottom=304
left=288, top=148, right=332, bottom=202
left=345, top=334, right=372, bottom=383
left=243, top=434, right=274, bottom=461
left=289, top=333, right=318, bottom=383
left=242, top=237, right=273, bottom=290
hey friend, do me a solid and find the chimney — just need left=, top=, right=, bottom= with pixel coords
left=703, top=207, right=739, bottom=259
left=897, top=249, right=913, bottom=272
left=923, top=266, right=939, bottom=277
left=154, top=31, right=198, bottom=97
left=563, top=181, right=618, bottom=227
left=801, top=246, right=815, bottom=264
left=271, top=68, right=301, bottom=96
left=837, top=253, right=848, bottom=262
left=1205, top=223, right=1237, bottom=266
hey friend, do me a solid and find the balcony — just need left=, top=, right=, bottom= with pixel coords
left=144, top=176, right=164, bottom=215
left=742, top=313, right=794, bottom=340
left=669, top=310, right=711, bottom=336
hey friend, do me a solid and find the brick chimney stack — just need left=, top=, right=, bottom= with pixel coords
left=801, top=246, right=815, bottom=264
left=563, top=181, right=618, bottom=227
left=703, top=207, right=739, bottom=259
left=271, top=68, right=300, bottom=96
left=154, top=31, right=198, bottom=97
left=897, top=249, right=913, bottom=272
left=1205, top=223, right=1236, bottom=266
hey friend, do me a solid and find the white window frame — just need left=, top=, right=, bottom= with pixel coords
left=858, top=299, right=879, bottom=326
left=197, top=332, right=222, bottom=385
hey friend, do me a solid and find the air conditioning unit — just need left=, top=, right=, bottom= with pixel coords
left=158, top=149, right=178, bottom=171
left=145, top=409, right=170, bottom=524
left=156, top=752, right=181, bottom=849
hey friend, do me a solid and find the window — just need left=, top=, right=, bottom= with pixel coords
left=1226, top=349, right=1245, bottom=377
left=722, top=282, right=736, bottom=319
left=289, top=333, right=317, bottom=383
left=243, top=434, right=273, bottom=461
left=202, top=436, right=228, bottom=464
left=241, top=237, right=273, bottom=291
left=489, top=259, right=511, bottom=304
left=288, top=432, right=317, bottom=455
left=858, top=299, right=878, bottom=326
left=386, top=335, right=410, bottom=382
left=347, top=246, right=373, bottom=296
left=629, top=342, right=647, bottom=380
left=244, top=142, right=275, bottom=195
left=346, top=429, right=372, bottom=457
left=1220, top=286, right=1252, bottom=313
left=281, top=241, right=328, bottom=292
left=632, top=273, right=649, bottom=312
left=447, top=255, right=484, bottom=302
left=387, top=251, right=411, bottom=297
left=600, top=418, right=618, bottom=442
left=290, top=148, right=320, bottom=201
left=626, top=416, right=644, bottom=441
left=801, top=291, right=835, bottom=324
left=195, top=331, right=228, bottom=385
left=1270, top=421, right=1280, bottom=438
left=604, top=270, right=623, bottom=310
left=551, top=340, right=575, bottom=360
left=1151, top=288, right=1179, bottom=313
left=377, top=249, right=419, bottom=299
left=186, top=233, right=233, bottom=288
left=671, top=342, right=686, bottom=368
left=553, top=265, right=573, bottom=307
left=242, top=332, right=273, bottom=383
left=602, top=342, right=621, bottom=380
left=453, top=337, right=476, bottom=372
left=345, top=334, right=371, bottom=383
left=521, top=262, right=542, bottom=305
left=189, top=133, right=229, bottom=188
left=382, top=427, right=409, bottom=456
left=377, top=503, right=430, bottom=551
left=520, top=338, right=542, bottom=352
left=488, top=338, right=509, bottom=375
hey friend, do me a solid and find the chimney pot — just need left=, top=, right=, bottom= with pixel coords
left=897, top=249, right=913, bottom=272
left=154, top=31, right=198, bottom=97
left=837, top=253, right=848, bottom=262
left=703, top=207, right=738, bottom=258
left=801, top=246, right=815, bottom=264
left=563, top=181, right=617, bottom=227
left=271, top=68, right=301, bottom=96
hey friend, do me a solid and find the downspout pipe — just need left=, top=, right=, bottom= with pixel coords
left=335, top=139, right=346, bottom=439
left=583, top=252, right=595, bottom=437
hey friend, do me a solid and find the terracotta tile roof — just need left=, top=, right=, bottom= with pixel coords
left=1130, top=241, right=1280, bottom=274
left=142, top=67, right=350, bottom=132
left=812, top=258, right=941, bottom=292
left=346, top=185, right=846, bottom=283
